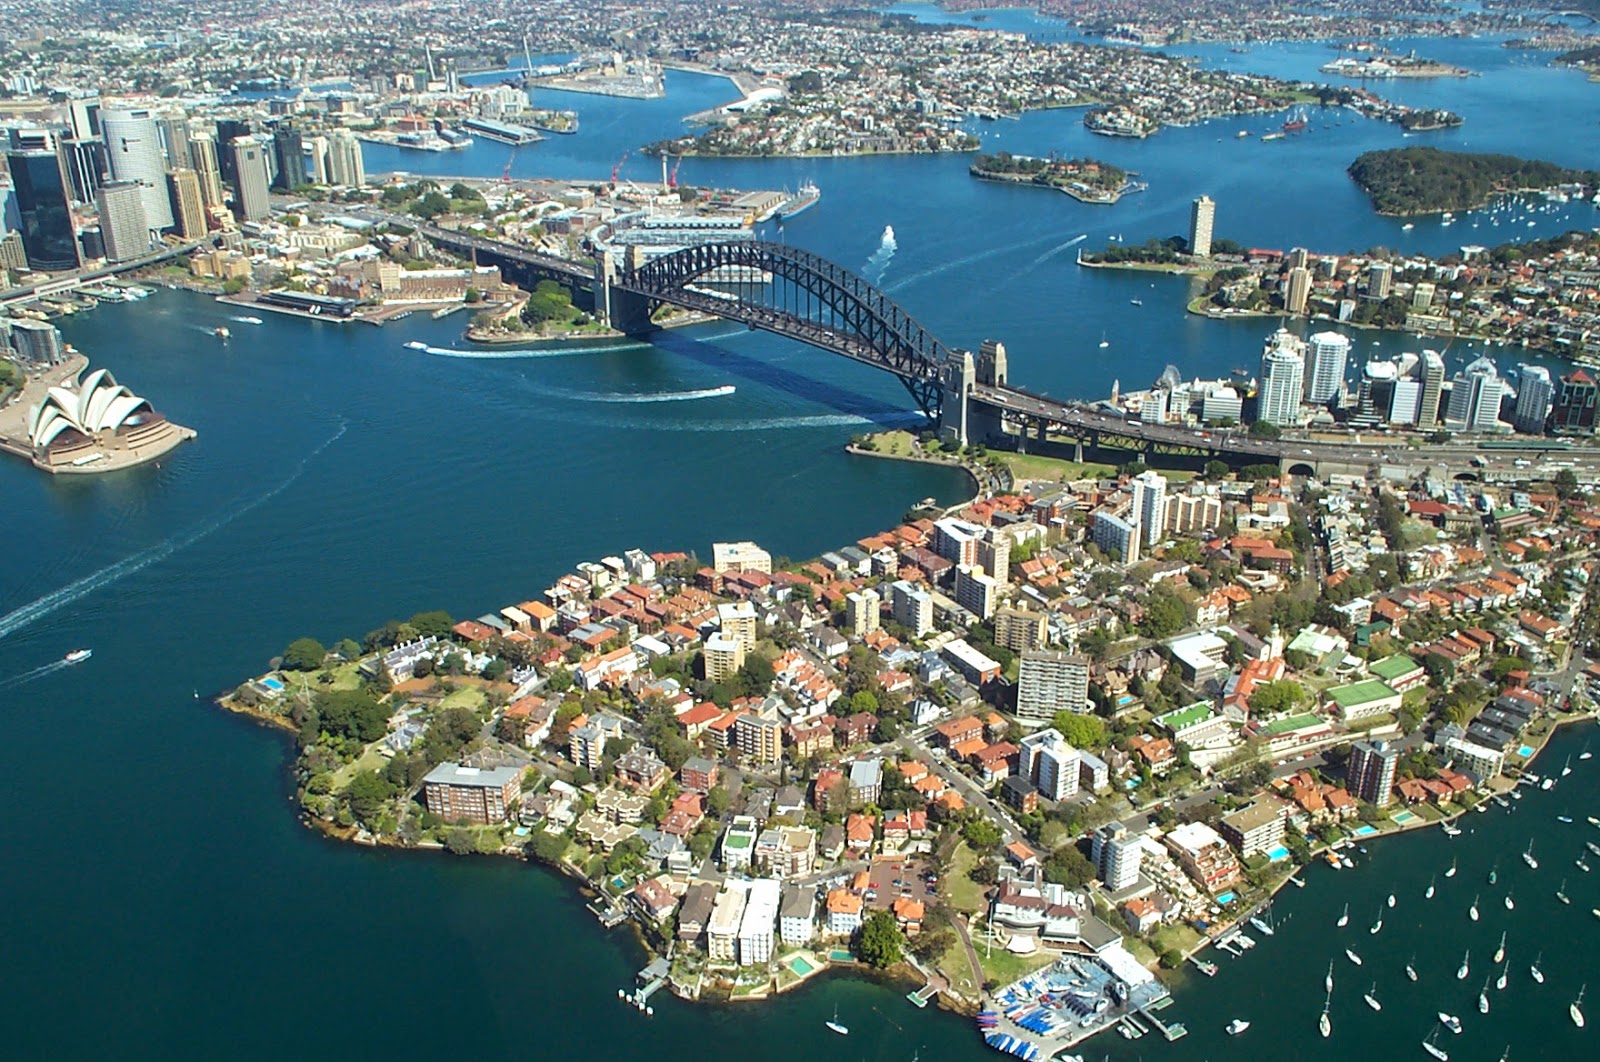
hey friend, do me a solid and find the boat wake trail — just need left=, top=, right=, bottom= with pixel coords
left=419, top=342, right=647, bottom=360
left=0, top=418, right=349, bottom=642
left=229, top=315, right=265, bottom=325
left=1027, top=233, right=1088, bottom=269
left=0, top=658, right=71, bottom=692
left=864, top=225, right=898, bottom=284
left=578, top=385, right=737, bottom=403
left=884, top=230, right=1060, bottom=295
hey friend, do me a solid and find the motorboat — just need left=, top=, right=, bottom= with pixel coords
left=1532, top=952, right=1545, bottom=984
left=825, top=1005, right=848, bottom=1035
left=1494, top=933, right=1506, bottom=964
left=1226, top=1019, right=1250, bottom=1035
left=64, top=649, right=92, bottom=664
left=1457, top=950, right=1470, bottom=981
left=1489, top=864, right=1498, bottom=886
left=1541, top=778, right=1555, bottom=791
left=1337, top=904, right=1349, bottom=928
left=1439, top=1012, right=1463, bottom=1035
left=1587, top=841, right=1600, bottom=856
left=404, top=341, right=430, bottom=350
left=1504, top=891, right=1515, bottom=911
left=1559, top=816, right=1574, bottom=824
left=214, top=326, right=230, bottom=339
left=1364, top=983, right=1382, bottom=1012
left=1347, top=948, right=1364, bottom=967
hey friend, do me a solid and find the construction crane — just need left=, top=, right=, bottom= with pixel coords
left=611, top=150, right=629, bottom=186
left=501, top=146, right=516, bottom=183
left=668, top=157, right=681, bottom=189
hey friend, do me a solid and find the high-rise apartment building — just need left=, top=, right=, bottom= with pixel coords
left=1367, top=262, right=1392, bottom=299
left=6, top=137, right=81, bottom=270
left=993, top=607, right=1047, bottom=653
left=954, top=565, right=999, bottom=621
left=327, top=129, right=366, bottom=188
left=187, top=133, right=226, bottom=210
left=1091, top=510, right=1140, bottom=565
left=100, top=108, right=174, bottom=231
left=1444, top=356, right=1505, bottom=432
left=1305, top=331, right=1349, bottom=404
left=1015, top=650, right=1090, bottom=724
left=1092, top=822, right=1142, bottom=891
left=889, top=580, right=933, bottom=637
left=1018, top=729, right=1081, bottom=801
left=1513, top=364, right=1554, bottom=435
left=1553, top=369, right=1598, bottom=434
left=303, top=134, right=330, bottom=184
left=1189, top=195, right=1215, bottom=258
left=1258, top=330, right=1305, bottom=426
left=1130, top=469, right=1168, bottom=544
left=844, top=588, right=880, bottom=637
left=1284, top=266, right=1312, bottom=314
left=95, top=180, right=150, bottom=262
left=271, top=125, right=304, bottom=190
left=1347, top=739, right=1399, bottom=807
left=1417, top=350, right=1446, bottom=430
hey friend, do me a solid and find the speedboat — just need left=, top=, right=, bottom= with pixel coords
left=825, top=1005, right=848, bottom=1035
left=1457, top=950, right=1470, bottom=981
left=1574, top=985, right=1587, bottom=1028
left=1559, top=816, right=1574, bottom=824
left=1337, top=903, right=1349, bottom=928
left=1347, top=948, right=1364, bottom=967
left=1494, top=932, right=1506, bottom=964
left=1532, top=952, right=1545, bottom=984
left=1439, top=1012, right=1463, bottom=1035
left=404, top=341, right=429, bottom=351
left=1364, top=983, right=1382, bottom=1011
left=64, top=649, right=91, bottom=664
left=1226, top=1019, right=1250, bottom=1035
left=214, top=326, right=230, bottom=339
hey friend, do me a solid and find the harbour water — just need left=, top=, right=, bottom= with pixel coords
left=2, top=9, right=1599, bottom=1059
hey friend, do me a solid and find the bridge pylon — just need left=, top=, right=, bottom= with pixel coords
left=594, top=253, right=656, bottom=334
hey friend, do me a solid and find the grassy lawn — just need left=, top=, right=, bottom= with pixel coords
left=945, top=842, right=987, bottom=913
left=1000, top=452, right=1117, bottom=483
left=975, top=935, right=1056, bottom=986
left=1398, top=517, right=1440, bottom=549
left=1150, top=922, right=1203, bottom=958
left=862, top=430, right=916, bottom=456
left=936, top=937, right=981, bottom=998
left=1123, top=936, right=1158, bottom=967
left=439, top=686, right=488, bottom=712
left=331, top=740, right=391, bottom=788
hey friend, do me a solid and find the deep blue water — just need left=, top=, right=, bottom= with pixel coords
left=3, top=11, right=1599, bottom=1060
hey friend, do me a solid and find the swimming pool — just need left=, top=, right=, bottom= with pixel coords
left=260, top=677, right=285, bottom=691
left=1518, top=744, right=1535, bottom=758
left=1391, top=810, right=1420, bottom=825
left=1215, top=891, right=1237, bottom=905
left=829, top=948, right=854, bottom=962
left=788, top=956, right=816, bottom=976
left=1266, top=845, right=1291, bottom=862
left=1354, top=825, right=1378, bottom=837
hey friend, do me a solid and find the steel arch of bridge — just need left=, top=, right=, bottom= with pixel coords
left=619, top=240, right=950, bottom=417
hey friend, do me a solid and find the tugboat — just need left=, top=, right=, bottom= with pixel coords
left=64, top=648, right=92, bottom=664
left=1226, top=1018, right=1250, bottom=1035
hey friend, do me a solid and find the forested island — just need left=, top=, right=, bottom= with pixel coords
left=1555, top=45, right=1600, bottom=80
left=1347, top=146, right=1600, bottom=216
left=968, top=152, right=1139, bottom=204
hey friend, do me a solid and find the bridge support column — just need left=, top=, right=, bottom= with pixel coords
left=940, top=350, right=974, bottom=445
left=593, top=256, right=656, bottom=334
left=1074, top=438, right=1084, bottom=464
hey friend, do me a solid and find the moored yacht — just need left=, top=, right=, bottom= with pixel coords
left=1337, top=903, right=1349, bottom=928
left=1524, top=840, right=1539, bottom=869
left=1531, top=952, right=1545, bottom=984
left=1320, top=988, right=1332, bottom=1038
left=1469, top=895, right=1480, bottom=921
left=1364, top=983, right=1381, bottom=1011
left=1446, top=857, right=1458, bottom=878
left=1327, top=961, right=1335, bottom=993
left=1425, top=876, right=1436, bottom=899
left=1226, top=1018, right=1250, bottom=1035
left=1457, top=950, right=1470, bottom=981
left=1556, top=878, right=1570, bottom=904
left=1480, top=975, right=1492, bottom=1014
left=1439, top=1012, right=1463, bottom=1035
left=1504, top=891, right=1515, bottom=911
left=1494, top=932, right=1506, bottom=964
left=1347, top=948, right=1364, bottom=967
left=1423, top=1031, right=1450, bottom=1061
left=1497, top=961, right=1508, bottom=990
left=1406, top=954, right=1419, bottom=981
left=1387, top=893, right=1396, bottom=908
left=1488, top=863, right=1498, bottom=885
left=1573, top=984, right=1587, bottom=1028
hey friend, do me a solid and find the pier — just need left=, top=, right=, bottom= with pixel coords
left=619, top=957, right=670, bottom=1015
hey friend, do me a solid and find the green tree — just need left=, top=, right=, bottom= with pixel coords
left=1249, top=680, right=1304, bottom=716
left=343, top=768, right=394, bottom=827
left=1554, top=469, right=1579, bottom=499
left=443, top=827, right=477, bottom=855
left=315, top=688, right=390, bottom=743
left=1139, top=588, right=1190, bottom=638
left=1051, top=711, right=1107, bottom=749
left=1043, top=844, right=1095, bottom=887
left=706, top=785, right=732, bottom=817
left=408, top=610, right=454, bottom=637
left=529, top=830, right=569, bottom=863
left=1248, top=420, right=1282, bottom=440
left=961, top=818, right=1003, bottom=851
left=856, top=910, right=905, bottom=968
left=282, top=637, right=327, bottom=671
left=849, top=690, right=880, bottom=715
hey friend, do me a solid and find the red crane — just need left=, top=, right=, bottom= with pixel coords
left=668, top=157, right=681, bottom=188
left=501, top=146, right=515, bottom=183
left=611, top=149, right=629, bottom=185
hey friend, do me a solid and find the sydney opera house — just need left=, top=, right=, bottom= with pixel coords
left=13, top=365, right=194, bottom=473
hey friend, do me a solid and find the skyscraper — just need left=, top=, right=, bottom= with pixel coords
left=214, top=118, right=253, bottom=183
left=1130, top=469, right=1168, bottom=542
left=1367, top=262, right=1392, bottom=299
left=1189, top=195, right=1215, bottom=258
left=157, top=114, right=190, bottom=167
left=1284, top=266, right=1312, bottom=314
left=1015, top=650, right=1090, bottom=724
left=166, top=168, right=207, bottom=239
left=271, top=125, right=304, bottom=190
left=1347, top=739, right=1399, bottom=808
left=66, top=97, right=102, bottom=141
left=327, top=129, right=366, bottom=188
left=1305, top=331, right=1349, bottom=404
left=1417, top=350, right=1446, bottom=430
left=1092, top=822, right=1142, bottom=891
left=1512, top=364, right=1554, bottom=436
left=95, top=180, right=150, bottom=263
left=60, top=137, right=105, bottom=205
left=100, top=107, right=174, bottom=231
left=303, top=134, right=330, bottom=185
left=1444, top=356, right=1506, bottom=432
left=187, top=132, right=226, bottom=210
left=1258, top=329, right=1305, bottom=427
left=6, top=134, right=81, bottom=271
left=1553, top=369, right=1598, bottom=434
left=228, top=136, right=271, bottom=222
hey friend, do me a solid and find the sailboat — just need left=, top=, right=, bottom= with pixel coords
left=1445, top=857, right=1458, bottom=878
left=1469, top=895, right=1480, bottom=922
left=1494, top=932, right=1506, bottom=964
left=1372, top=903, right=1385, bottom=934
left=1320, top=986, right=1333, bottom=1038
left=1337, top=903, right=1349, bottom=928
left=1457, top=950, right=1470, bottom=981
left=1504, top=890, right=1515, bottom=911
left=1523, top=841, right=1539, bottom=870
left=1425, top=876, right=1436, bottom=899
left=1561, top=755, right=1572, bottom=778
left=1249, top=904, right=1275, bottom=937
left=1573, top=984, right=1587, bottom=1028
left=1580, top=742, right=1592, bottom=761
left=826, top=1005, right=848, bottom=1035
left=1326, top=961, right=1335, bottom=994
left=1347, top=948, right=1364, bottom=967
left=1557, top=878, right=1570, bottom=904
left=1387, top=893, right=1396, bottom=909
left=1406, top=954, right=1419, bottom=981
left=1496, top=960, right=1508, bottom=990
left=1423, top=1029, right=1450, bottom=1061
left=1098, top=333, right=1110, bottom=349
left=1531, top=952, right=1545, bottom=984
left=1479, top=975, right=1491, bottom=1014
left=1364, top=982, right=1382, bottom=1011
left=1488, top=863, right=1498, bottom=886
